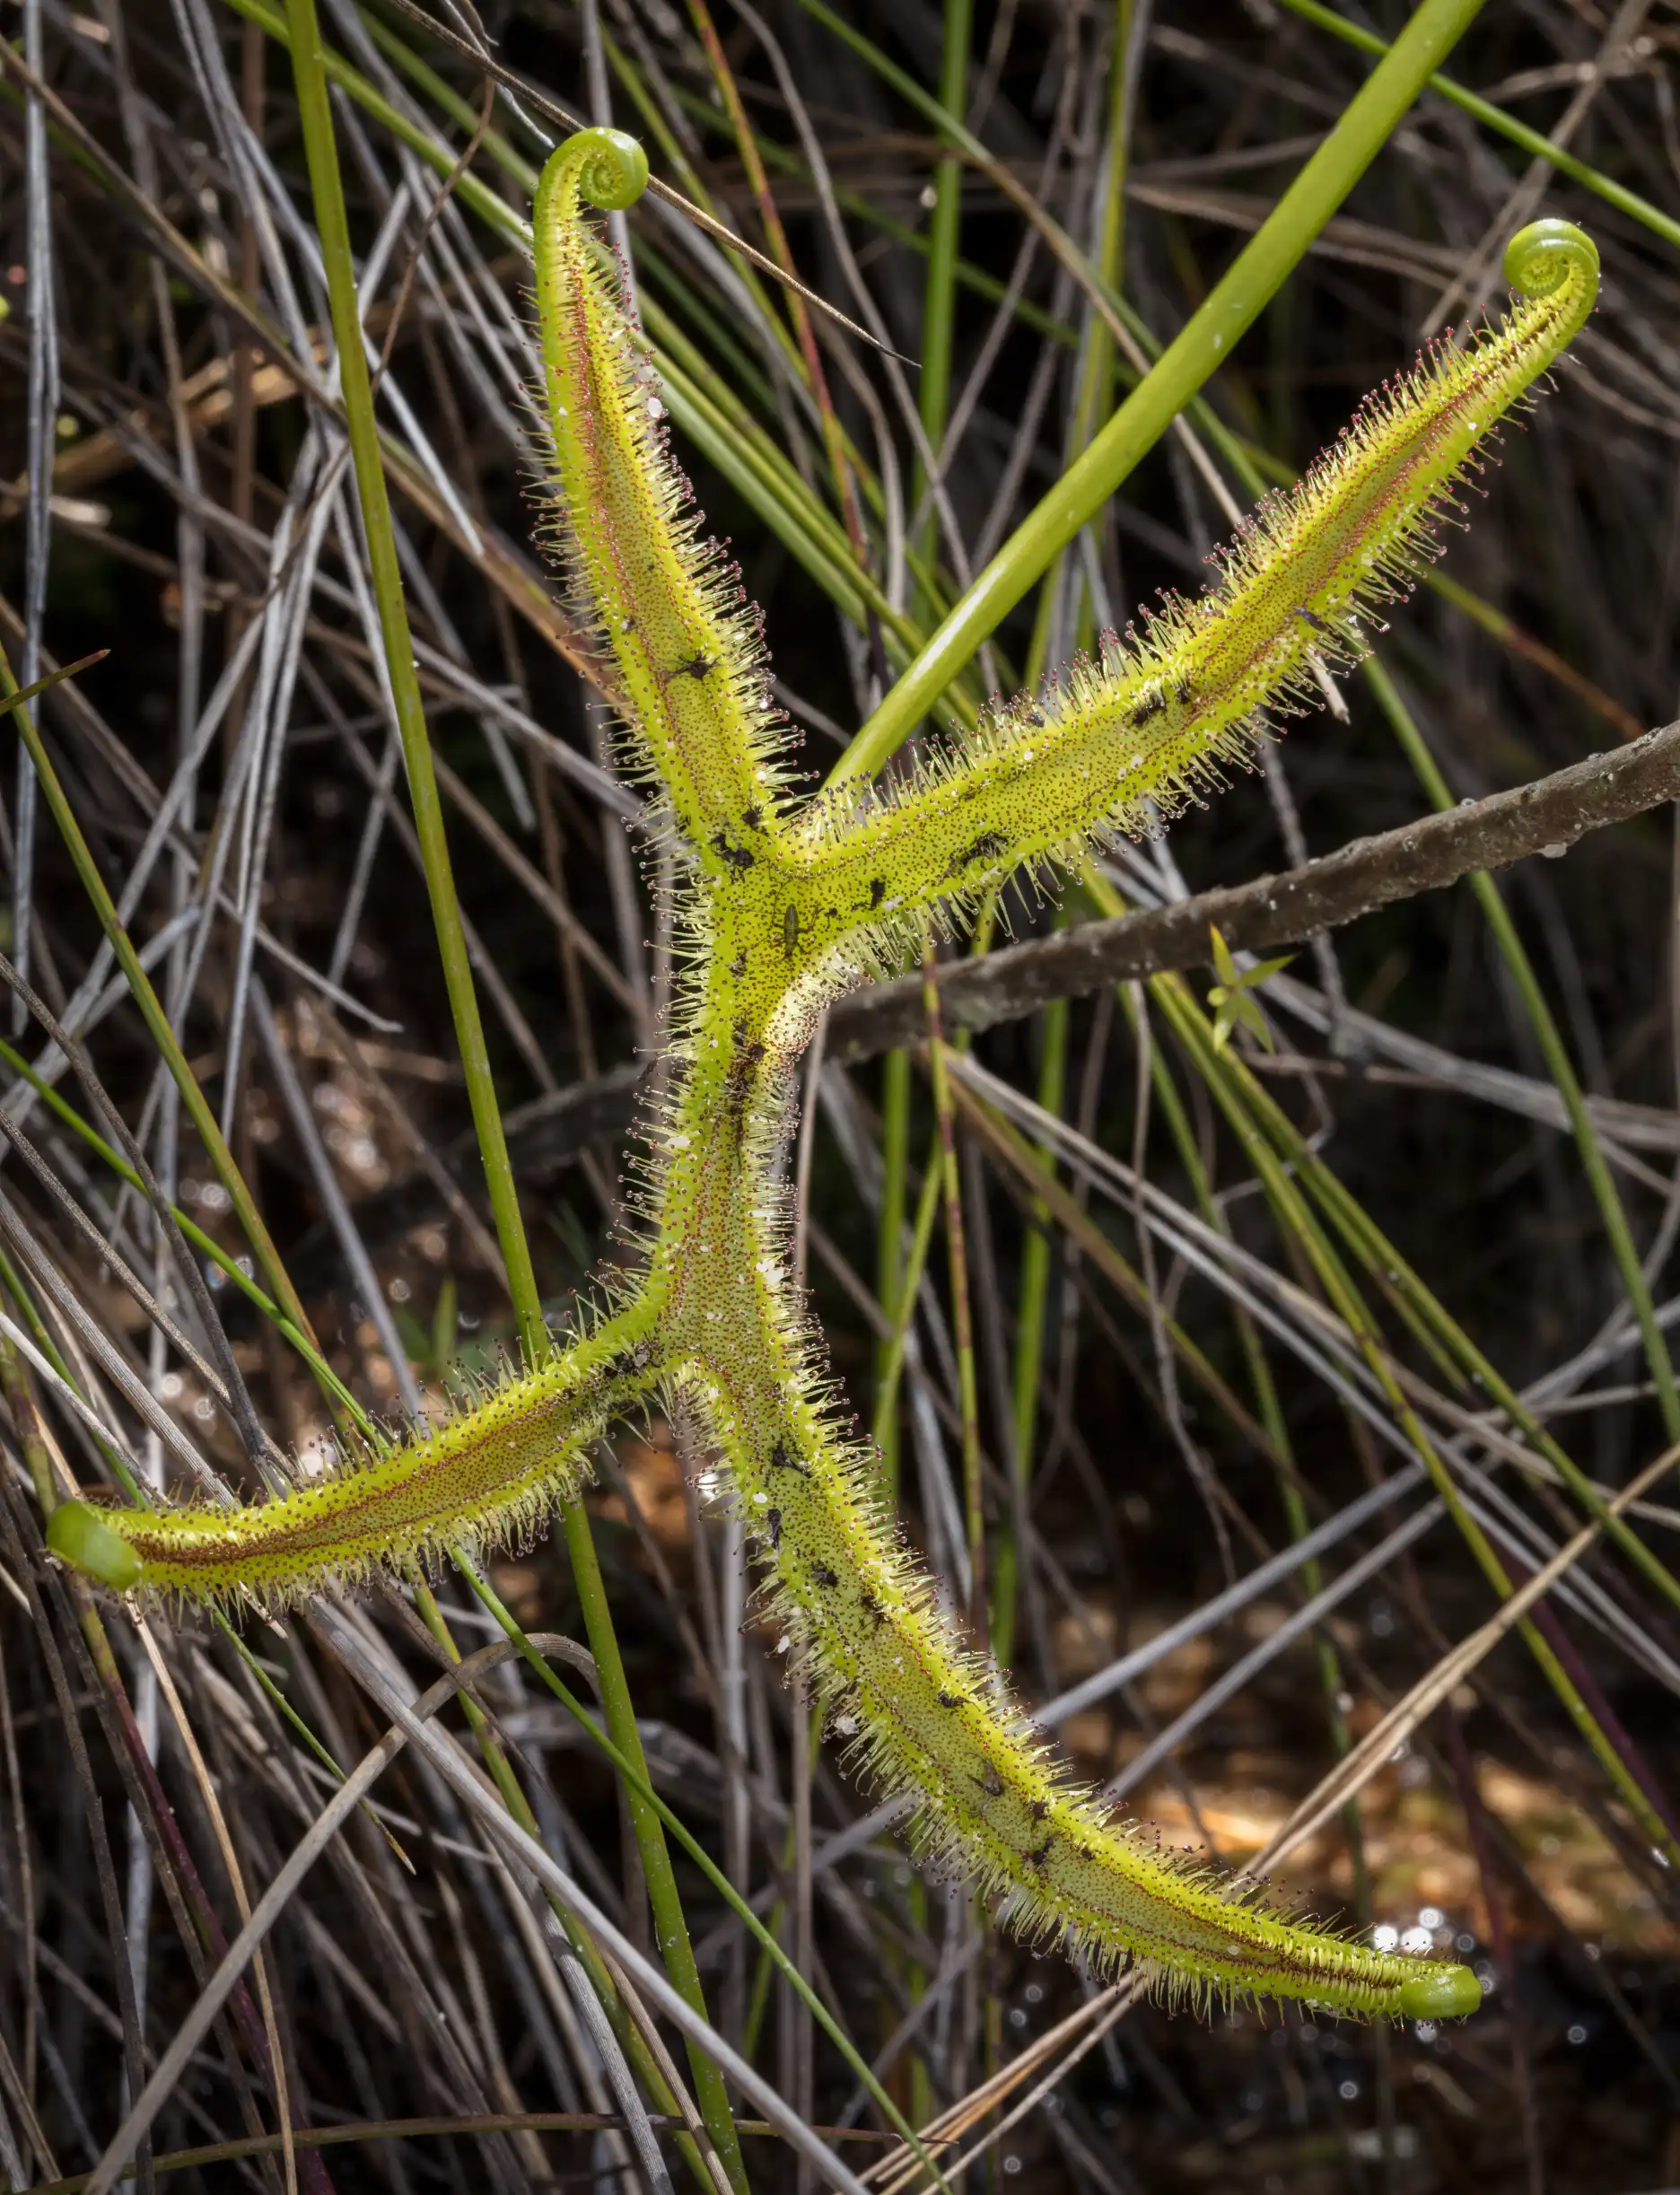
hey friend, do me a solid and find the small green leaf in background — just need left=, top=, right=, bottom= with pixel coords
left=1206, top=925, right=1293, bottom=1054
left=432, top=1274, right=458, bottom=1373
left=392, top=1275, right=459, bottom=1380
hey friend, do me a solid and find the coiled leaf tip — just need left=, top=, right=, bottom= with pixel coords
left=48, top=1499, right=143, bottom=1591
left=50, top=130, right=1588, bottom=2022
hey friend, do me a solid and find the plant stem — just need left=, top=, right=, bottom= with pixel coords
left=1278, top=0, right=1680, bottom=253
left=915, top=0, right=971, bottom=576
left=874, top=1047, right=914, bottom=1495
left=278, top=6, right=744, bottom=2180
left=1363, top=655, right=1680, bottom=1441
left=993, top=969, right=1066, bottom=1671
left=825, top=0, right=1490, bottom=783
left=873, top=1133, right=946, bottom=1471
left=923, top=960, right=985, bottom=1637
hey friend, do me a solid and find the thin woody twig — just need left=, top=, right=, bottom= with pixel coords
left=834, top=715, right=1680, bottom=1058
left=322, top=716, right=1680, bottom=1245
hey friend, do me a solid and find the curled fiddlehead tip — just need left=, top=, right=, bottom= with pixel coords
left=557, top=126, right=649, bottom=214
left=1503, top=218, right=1599, bottom=307
left=46, top=1499, right=142, bottom=1591
left=1396, top=1962, right=1483, bottom=2021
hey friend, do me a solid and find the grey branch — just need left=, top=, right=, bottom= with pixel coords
left=311, top=718, right=1680, bottom=1272
left=826, top=716, right=1680, bottom=1060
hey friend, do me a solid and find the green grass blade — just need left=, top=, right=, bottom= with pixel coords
left=277, top=9, right=745, bottom=2179
left=1362, top=653, right=1680, bottom=1442
left=1278, top=0, right=1680, bottom=257
left=821, top=0, right=1491, bottom=783
left=0, top=643, right=309, bottom=1342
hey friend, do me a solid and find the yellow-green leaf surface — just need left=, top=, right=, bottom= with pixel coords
left=49, top=133, right=1603, bottom=2022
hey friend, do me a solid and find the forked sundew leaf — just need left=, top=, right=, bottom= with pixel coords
left=48, top=132, right=1599, bottom=2024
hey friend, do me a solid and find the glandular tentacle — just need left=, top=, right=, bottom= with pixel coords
left=788, top=221, right=1599, bottom=959
left=45, top=130, right=1597, bottom=2026
left=530, top=127, right=799, bottom=877
left=46, top=1306, right=663, bottom=1610
left=684, top=1299, right=1472, bottom=2016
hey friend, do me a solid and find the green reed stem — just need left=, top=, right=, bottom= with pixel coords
left=993, top=966, right=1067, bottom=1671
left=1362, top=655, right=1680, bottom=1443
left=992, top=0, right=1133, bottom=1646
left=1120, top=933, right=1680, bottom=1867
left=1072, top=0, right=1135, bottom=466
left=873, top=1132, right=946, bottom=1482
left=888, top=0, right=975, bottom=1657
left=872, top=0, right=975, bottom=1687
left=922, top=962, right=985, bottom=1633
left=278, top=9, right=743, bottom=2180
left=875, top=1048, right=914, bottom=1496
left=281, top=0, right=539, bottom=1351
left=1278, top=0, right=1680, bottom=256
left=823, top=0, right=1490, bottom=783
left=915, top=0, right=970, bottom=564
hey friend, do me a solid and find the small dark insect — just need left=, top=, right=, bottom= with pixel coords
left=976, top=1762, right=1004, bottom=1799
left=1296, top=604, right=1331, bottom=634
left=811, top=1563, right=838, bottom=1588
left=859, top=1590, right=887, bottom=1627
left=1025, top=707, right=1046, bottom=729
left=1129, top=690, right=1168, bottom=728
left=869, top=877, right=886, bottom=909
left=765, top=1507, right=783, bottom=1550
left=1026, top=1838, right=1054, bottom=1870
left=783, top=905, right=800, bottom=958
left=770, top=1440, right=807, bottom=1476
left=1028, top=1797, right=1049, bottom=1824
left=948, top=830, right=1010, bottom=879
left=668, top=652, right=714, bottom=682
left=1176, top=682, right=1194, bottom=707
left=743, top=804, right=763, bottom=830
left=936, top=1691, right=961, bottom=1710
left=729, top=950, right=747, bottom=979
left=712, top=832, right=754, bottom=872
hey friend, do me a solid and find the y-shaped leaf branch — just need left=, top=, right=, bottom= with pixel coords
left=49, top=130, right=1602, bottom=2023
